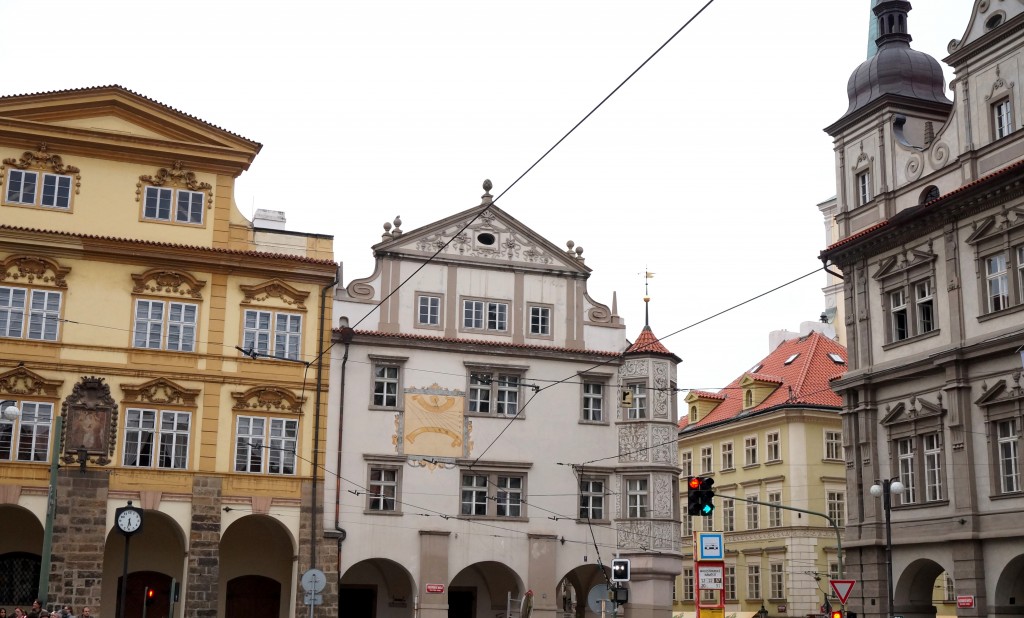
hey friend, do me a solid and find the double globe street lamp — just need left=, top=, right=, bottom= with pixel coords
left=869, top=479, right=905, bottom=618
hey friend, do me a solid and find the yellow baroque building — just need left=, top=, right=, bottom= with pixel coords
left=0, top=86, right=338, bottom=618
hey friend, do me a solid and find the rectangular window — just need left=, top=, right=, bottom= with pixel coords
left=582, top=382, right=604, bottom=422
left=995, top=99, right=1014, bottom=139
left=242, top=309, right=302, bottom=361
left=176, top=190, right=204, bottom=224
left=6, top=169, right=38, bottom=204
left=626, top=383, right=646, bottom=419
left=857, top=171, right=871, bottom=205
left=915, top=280, right=935, bottom=333
left=143, top=186, right=204, bottom=224
left=468, top=373, right=492, bottom=413
left=461, top=474, right=488, bottom=516
left=770, top=563, right=785, bottom=599
left=5, top=170, right=73, bottom=210
left=683, top=568, right=695, bottom=601
left=234, top=416, right=297, bottom=475
left=579, top=477, right=605, bottom=520
left=0, top=287, right=62, bottom=341
left=744, top=436, right=758, bottom=466
left=722, top=498, right=735, bottom=532
left=702, top=513, right=714, bottom=531
left=827, top=490, right=845, bottom=527
left=144, top=186, right=172, bottom=220
left=459, top=470, right=527, bottom=518
left=766, top=431, right=781, bottom=462
left=368, top=467, right=398, bottom=511
left=825, top=430, right=843, bottom=460
left=725, top=566, right=737, bottom=601
left=123, top=408, right=190, bottom=469
left=417, top=294, right=441, bottom=326
left=0, top=401, right=52, bottom=462
left=700, top=446, right=713, bottom=474
left=1018, top=247, right=1024, bottom=304
left=627, top=477, right=648, bottom=518
left=768, top=491, right=782, bottom=528
left=747, top=565, right=761, bottom=599
left=897, top=437, right=917, bottom=504
left=681, top=509, right=693, bottom=536
left=40, top=173, right=72, bottom=209
left=924, top=432, right=942, bottom=502
left=680, top=450, right=693, bottom=478
left=890, top=289, right=909, bottom=341
left=235, top=416, right=265, bottom=473
left=496, top=475, right=523, bottom=517
left=466, top=371, right=523, bottom=416
left=462, top=299, right=508, bottom=332
left=267, top=418, right=298, bottom=474
left=987, top=254, right=1009, bottom=312
left=133, top=300, right=197, bottom=352
left=373, top=364, right=400, bottom=408
left=496, top=374, right=519, bottom=415
left=998, top=419, right=1020, bottom=493
left=746, top=498, right=759, bottom=530
left=721, top=442, right=734, bottom=470
left=528, top=305, right=551, bottom=336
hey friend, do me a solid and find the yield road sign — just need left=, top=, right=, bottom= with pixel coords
left=830, top=580, right=855, bottom=604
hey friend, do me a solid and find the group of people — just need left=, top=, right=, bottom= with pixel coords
left=0, top=601, right=90, bottom=618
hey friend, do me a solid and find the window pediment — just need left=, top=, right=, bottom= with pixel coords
left=2, top=144, right=82, bottom=193
left=131, top=268, right=206, bottom=299
left=136, top=160, right=213, bottom=206
left=240, top=279, right=309, bottom=311
left=966, top=209, right=1024, bottom=246
left=873, top=247, right=937, bottom=281
left=0, top=365, right=63, bottom=398
left=975, top=377, right=1024, bottom=408
left=2, top=254, right=71, bottom=288
left=120, top=377, right=201, bottom=407
left=231, top=386, right=305, bottom=414
left=880, top=394, right=945, bottom=427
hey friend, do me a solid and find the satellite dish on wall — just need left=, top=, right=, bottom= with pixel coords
left=588, top=584, right=610, bottom=613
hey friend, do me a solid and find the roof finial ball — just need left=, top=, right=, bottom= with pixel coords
left=483, top=179, right=492, bottom=193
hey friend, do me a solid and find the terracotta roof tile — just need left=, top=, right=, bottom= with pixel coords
left=625, top=325, right=679, bottom=360
left=689, top=390, right=726, bottom=400
left=345, top=329, right=623, bottom=358
left=679, top=331, right=846, bottom=431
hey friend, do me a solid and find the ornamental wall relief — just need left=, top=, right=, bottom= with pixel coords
left=1, top=144, right=82, bottom=195
left=136, top=160, right=214, bottom=207
left=131, top=268, right=206, bottom=299
left=1, top=255, right=71, bottom=288
left=619, top=424, right=648, bottom=462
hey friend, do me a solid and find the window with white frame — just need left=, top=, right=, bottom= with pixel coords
left=876, top=248, right=940, bottom=343
left=681, top=450, right=693, bottom=478
left=998, top=419, right=1021, bottom=494
left=897, top=437, right=917, bottom=504
left=744, top=436, right=758, bottom=466
left=528, top=305, right=551, bottom=336
left=826, top=490, right=845, bottom=528
left=681, top=509, right=693, bottom=536
left=916, top=280, right=935, bottom=333
left=370, top=357, right=406, bottom=409
left=944, top=573, right=955, bottom=602
left=987, top=254, right=1010, bottom=312
left=496, top=475, right=524, bottom=517
left=766, top=431, right=781, bottom=462
left=722, top=498, right=735, bottom=532
left=0, top=401, right=52, bottom=462
left=700, top=446, right=713, bottom=474
left=367, top=465, right=400, bottom=512
left=857, top=171, right=871, bottom=206
left=994, top=98, right=1014, bottom=139
left=626, top=477, right=649, bottom=518
left=462, top=298, right=508, bottom=332
left=721, top=441, right=734, bottom=470
left=682, top=568, right=695, bottom=601
left=626, top=382, right=647, bottom=419
left=0, top=286, right=61, bottom=341
left=122, top=408, right=190, bottom=469
left=234, top=416, right=298, bottom=475
left=702, top=513, right=714, bottom=531
left=582, top=381, right=604, bottom=422
left=746, top=497, right=759, bottom=530
left=1018, top=246, right=1024, bottom=304
left=579, top=477, right=605, bottom=520
left=466, top=370, right=522, bottom=416
left=890, top=289, right=909, bottom=341
left=142, top=186, right=204, bottom=224
left=770, top=563, right=785, bottom=599
left=724, top=566, right=737, bottom=600
left=768, top=491, right=782, bottom=527
left=747, top=565, right=761, bottom=599
left=924, top=432, right=943, bottom=501
left=459, top=469, right=527, bottom=518
left=5, top=169, right=74, bottom=209
left=241, top=309, right=302, bottom=361
left=416, top=294, right=441, bottom=327
left=825, top=430, right=843, bottom=461
left=133, top=300, right=198, bottom=352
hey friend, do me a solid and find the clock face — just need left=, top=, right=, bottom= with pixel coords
left=117, top=509, right=142, bottom=533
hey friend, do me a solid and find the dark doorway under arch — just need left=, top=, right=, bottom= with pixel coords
left=116, top=570, right=173, bottom=618
left=226, top=574, right=282, bottom=618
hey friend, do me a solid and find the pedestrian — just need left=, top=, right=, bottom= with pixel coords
left=27, top=600, right=41, bottom=618
left=61, top=606, right=75, bottom=618
left=13, top=609, right=25, bottom=618
left=1, top=608, right=8, bottom=618
left=79, top=609, right=90, bottom=618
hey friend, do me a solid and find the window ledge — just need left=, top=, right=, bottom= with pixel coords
left=575, top=518, right=611, bottom=525
left=368, top=405, right=402, bottom=412
left=990, top=491, right=1024, bottom=500
left=465, top=412, right=524, bottom=420
left=892, top=499, right=949, bottom=511
left=720, top=466, right=735, bottom=473
left=765, top=459, right=783, bottom=466
left=821, top=458, right=844, bottom=464
left=882, top=328, right=940, bottom=350
left=978, top=303, right=1024, bottom=322
left=364, top=510, right=403, bottom=516
left=414, top=323, right=444, bottom=331
left=458, top=515, right=528, bottom=523
left=742, top=463, right=760, bottom=470
left=578, top=419, right=610, bottom=426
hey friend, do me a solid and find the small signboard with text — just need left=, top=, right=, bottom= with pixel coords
left=957, top=596, right=975, bottom=609
left=426, top=583, right=445, bottom=594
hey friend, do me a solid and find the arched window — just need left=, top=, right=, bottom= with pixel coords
left=744, top=390, right=753, bottom=408
left=919, top=185, right=940, bottom=204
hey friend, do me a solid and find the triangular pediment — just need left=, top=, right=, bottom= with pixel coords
left=873, top=247, right=937, bottom=280
left=881, top=395, right=945, bottom=426
left=966, top=208, right=1024, bottom=245
left=371, top=202, right=592, bottom=274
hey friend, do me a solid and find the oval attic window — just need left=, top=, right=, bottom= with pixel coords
left=477, top=232, right=496, bottom=245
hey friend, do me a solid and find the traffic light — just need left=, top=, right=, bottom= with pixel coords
left=830, top=610, right=843, bottom=618
left=687, top=476, right=715, bottom=516
left=610, top=558, right=631, bottom=582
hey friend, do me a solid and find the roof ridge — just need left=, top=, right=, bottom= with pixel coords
left=792, top=333, right=822, bottom=397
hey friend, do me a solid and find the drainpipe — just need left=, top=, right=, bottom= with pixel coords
left=312, top=275, right=338, bottom=571
left=334, top=317, right=354, bottom=587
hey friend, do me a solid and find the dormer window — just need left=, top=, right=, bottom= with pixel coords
left=744, top=390, right=753, bottom=408
left=784, top=353, right=800, bottom=365
left=690, top=406, right=697, bottom=423
left=828, top=353, right=845, bottom=365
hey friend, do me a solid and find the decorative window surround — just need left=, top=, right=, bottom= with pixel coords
left=136, top=160, right=214, bottom=225
left=874, top=245, right=939, bottom=345
left=1, top=145, right=81, bottom=211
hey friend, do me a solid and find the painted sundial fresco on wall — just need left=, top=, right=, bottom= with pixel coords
left=399, top=384, right=470, bottom=459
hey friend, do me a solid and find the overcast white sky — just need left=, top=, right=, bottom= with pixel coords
left=1, top=0, right=969, bottom=391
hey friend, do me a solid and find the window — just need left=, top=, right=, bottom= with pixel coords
left=770, top=563, right=785, bottom=599
left=373, top=363, right=401, bottom=408
left=5, top=170, right=73, bottom=209
left=681, top=510, right=692, bottom=536
left=528, top=305, right=551, bottom=336
left=746, top=497, right=759, bottom=530
left=916, top=280, right=934, bottom=333
left=463, top=299, right=508, bottom=332
left=0, top=401, right=52, bottom=462
left=783, top=353, right=800, bottom=365
left=459, top=469, right=527, bottom=518
left=722, top=498, right=735, bottom=532
left=680, top=450, right=693, bottom=478
left=626, top=383, right=646, bottom=419
left=924, top=432, right=943, bottom=501
left=826, top=490, right=845, bottom=528
left=0, top=286, right=61, bottom=341
left=825, top=430, right=843, bottom=461
left=744, top=436, right=758, bottom=466
left=579, top=477, right=605, bottom=520
left=700, top=446, right=713, bottom=474
left=368, top=466, right=399, bottom=512
left=416, top=294, right=441, bottom=327
left=943, top=573, right=956, bottom=602
left=689, top=405, right=697, bottom=423
left=998, top=419, right=1020, bottom=493
left=994, top=98, right=1014, bottom=139
left=768, top=491, right=782, bottom=528
left=857, top=171, right=871, bottom=205
left=1018, top=246, right=1024, bottom=304
left=724, top=566, right=737, bottom=600
left=234, top=416, right=298, bottom=475
left=133, top=300, right=198, bottom=352
left=682, top=568, right=695, bottom=601
left=143, top=186, right=204, bottom=224
left=582, top=381, right=604, bottom=422
left=242, top=309, right=302, bottom=361
left=747, top=565, right=761, bottom=599
left=626, top=477, right=648, bottom=518
left=122, top=408, right=190, bottom=469
left=890, top=289, right=909, bottom=341
left=897, top=437, right=917, bottom=504
left=467, top=371, right=522, bottom=416
left=721, top=442, right=734, bottom=470
left=987, top=254, right=1009, bottom=312
left=766, top=431, right=781, bottom=462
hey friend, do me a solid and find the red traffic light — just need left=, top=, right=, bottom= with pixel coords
left=147, top=589, right=155, bottom=598
left=830, top=610, right=842, bottom=618
left=688, top=477, right=701, bottom=490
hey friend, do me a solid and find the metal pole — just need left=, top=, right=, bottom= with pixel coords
left=38, top=414, right=62, bottom=603
left=310, top=276, right=337, bottom=577
left=119, top=534, right=131, bottom=618
left=883, top=480, right=895, bottom=618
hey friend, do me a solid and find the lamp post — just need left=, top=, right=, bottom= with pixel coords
left=869, top=479, right=905, bottom=618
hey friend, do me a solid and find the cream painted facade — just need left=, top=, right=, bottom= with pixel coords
left=0, top=87, right=338, bottom=618
left=326, top=185, right=683, bottom=618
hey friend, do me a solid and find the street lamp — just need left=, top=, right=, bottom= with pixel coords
left=1, top=399, right=19, bottom=421
left=869, top=479, right=905, bottom=618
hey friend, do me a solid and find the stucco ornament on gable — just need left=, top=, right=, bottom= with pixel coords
left=0, top=366, right=63, bottom=398
left=121, top=377, right=201, bottom=407
left=136, top=160, right=214, bottom=207
left=0, top=143, right=82, bottom=195
left=240, top=279, right=310, bottom=310
left=1, top=255, right=71, bottom=288
left=131, top=268, right=207, bottom=299
left=231, top=386, right=305, bottom=414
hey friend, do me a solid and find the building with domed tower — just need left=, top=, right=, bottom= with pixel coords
left=820, top=2, right=1024, bottom=618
